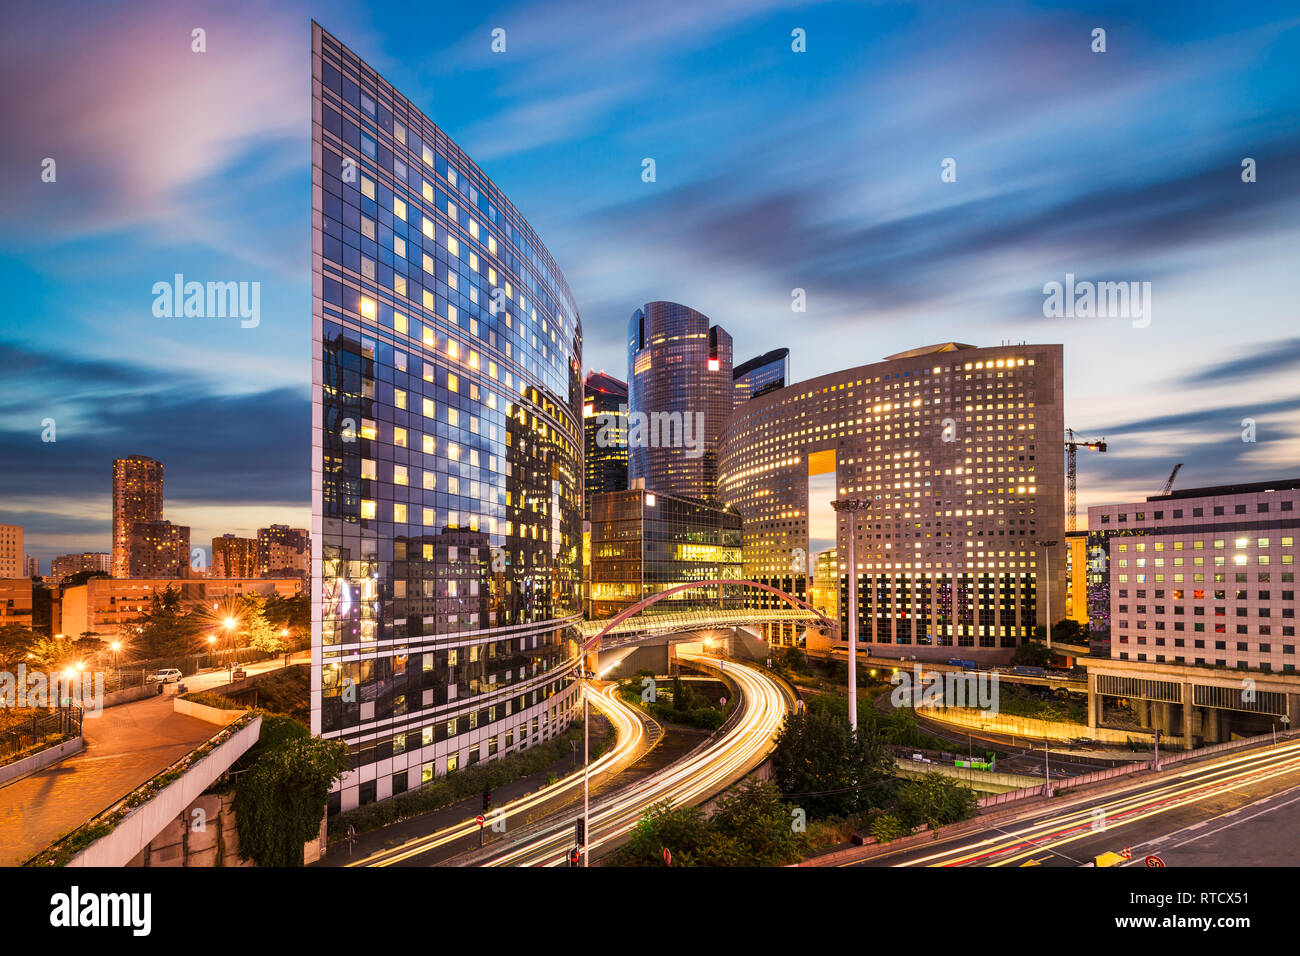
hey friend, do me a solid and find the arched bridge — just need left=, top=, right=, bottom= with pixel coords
left=577, top=579, right=836, bottom=653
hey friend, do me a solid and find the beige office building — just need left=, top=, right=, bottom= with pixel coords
left=0, top=524, right=24, bottom=579
left=718, top=342, right=1065, bottom=661
left=60, top=576, right=302, bottom=638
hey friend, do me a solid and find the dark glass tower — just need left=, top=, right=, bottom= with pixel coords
left=733, top=347, right=790, bottom=407
left=311, top=24, right=584, bottom=812
left=626, top=301, right=732, bottom=503
left=583, top=371, right=628, bottom=518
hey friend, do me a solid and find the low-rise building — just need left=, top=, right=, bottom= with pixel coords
left=59, top=577, right=302, bottom=639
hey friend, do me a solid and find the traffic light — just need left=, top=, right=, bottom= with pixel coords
left=568, top=847, right=581, bottom=867
left=481, top=790, right=492, bottom=813
left=575, top=817, right=585, bottom=846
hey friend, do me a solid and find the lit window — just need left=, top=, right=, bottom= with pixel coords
left=361, top=176, right=375, bottom=200
left=394, top=197, right=407, bottom=220
left=423, top=398, right=436, bottom=418
left=394, top=312, right=408, bottom=334
left=394, top=236, right=406, bottom=259
left=394, top=465, right=408, bottom=485
left=393, top=503, right=407, bottom=523
left=394, top=389, right=407, bottom=410
left=447, top=236, right=459, bottom=257
left=393, top=427, right=408, bottom=448
left=361, top=500, right=376, bottom=520
left=422, top=217, right=434, bottom=240
left=361, top=459, right=377, bottom=480
left=360, top=297, right=377, bottom=320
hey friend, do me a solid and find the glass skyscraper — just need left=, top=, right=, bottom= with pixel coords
left=311, top=24, right=584, bottom=812
left=583, top=370, right=628, bottom=518
left=626, top=301, right=732, bottom=503
left=733, top=347, right=789, bottom=407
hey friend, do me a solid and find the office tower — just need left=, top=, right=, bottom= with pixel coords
left=718, top=342, right=1066, bottom=661
left=1087, top=478, right=1300, bottom=670
left=51, top=552, right=112, bottom=582
left=112, top=456, right=164, bottom=578
left=588, top=488, right=742, bottom=619
left=256, top=525, right=310, bottom=580
left=583, top=371, right=628, bottom=518
left=627, top=301, right=732, bottom=502
left=312, top=24, right=584, bottom=811
left=212, top=534, right=259, bottom=578
left=128, top=520, right=191, bottom=578
left=24, top=555, right=39, bottom=578
left=0, top=524, right=22, bottom=578
left=733, top=347, right=789, bottom=407
left=1066, top=530, right=1089, bottom=623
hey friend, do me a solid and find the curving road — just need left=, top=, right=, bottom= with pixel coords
left=857, top=738, right=1300, bottom=867
left=476, top=652, right=793, bottom=867
left=349, top=681, right=654, bottom=867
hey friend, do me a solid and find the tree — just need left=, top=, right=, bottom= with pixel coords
left=0, top=624, right=41, bottom=672
left=611, top=800, right=719, bottom=867
left=233, top=728, right=350, bottom=867
left=1011, top=640, right=1054, bottom=667
left=710, top=780, right=806, bottom=866
left=771, top=709, right=894, bottom=818
left=892, top=772, right=979, bottom=832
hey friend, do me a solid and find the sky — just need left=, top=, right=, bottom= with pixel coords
left=2, top=0, right=1299, bottom=568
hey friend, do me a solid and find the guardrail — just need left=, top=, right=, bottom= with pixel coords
left=0, top=707, right=83, bottom=763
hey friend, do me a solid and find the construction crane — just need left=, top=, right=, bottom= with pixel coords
left=1065, top=428, right=1107, bottom=532
left=1159, top=463, right=1184, bottom=497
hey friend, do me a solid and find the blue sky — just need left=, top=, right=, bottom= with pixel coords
left=2, top=0, right=1299, bottom=566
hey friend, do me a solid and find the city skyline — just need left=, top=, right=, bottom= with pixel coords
left=4, top=3, right=1299, bottom=565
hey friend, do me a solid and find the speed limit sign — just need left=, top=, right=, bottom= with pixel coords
left=1144, top=854, right=1166, bottom=868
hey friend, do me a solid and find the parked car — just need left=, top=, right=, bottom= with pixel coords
left=148, top=668, right=182, bottom=684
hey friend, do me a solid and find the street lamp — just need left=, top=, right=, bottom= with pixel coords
left=1035, top=540, right=1059, bottom=650
left=831, top=497, right=872, bottom=732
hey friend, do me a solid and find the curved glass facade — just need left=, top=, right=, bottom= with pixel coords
left=627, top=301, right=732, bottom=502
left=718, top=343, right=1065, bottom=662
left=311, top=24, right=583, bottom=811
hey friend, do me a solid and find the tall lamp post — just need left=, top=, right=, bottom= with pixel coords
left=831, top=497, right=872, bottom=732
left=1035, top=539, right=1059, bottom=650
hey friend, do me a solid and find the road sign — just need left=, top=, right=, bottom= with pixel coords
left=475, top=814, right=485, bottom=827
left=663, top=847, right=671, bottom=866
left=1144, top=855, right=1165, bottom=868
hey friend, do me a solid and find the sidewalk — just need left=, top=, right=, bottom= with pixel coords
left=0, top=691, right=221, bottom=865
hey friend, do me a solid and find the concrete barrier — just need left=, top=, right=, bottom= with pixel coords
left=174, top=697, right=247, bottom=725
left=63, top=715, right=263, bottom=867
left=100, top=683, right=164, bottom=710
left=0, top=737, right=84, bottom=788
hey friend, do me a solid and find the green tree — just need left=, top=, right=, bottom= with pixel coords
left=611, top=800, right=719, bottom=867
left=1010, top=640, right=1054, bottom=667
left=771, top=709, right=894, bottom=818
left=233, top=729, right=350, bottom=867
left=710, top=780, right=806, bottom=866
left=0, top=624, right=41, bottom=672
left=892, top=772, right=979, bottom=832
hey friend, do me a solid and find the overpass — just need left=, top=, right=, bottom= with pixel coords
left=577, top=579, right=834, bottom=678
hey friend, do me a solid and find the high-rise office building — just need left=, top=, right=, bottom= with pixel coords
left=256, top=525, right=310, bottom=581
left=0, top=524, right=23, bottom=578
left=1086, top=478, right=1300, bottom=671
left=213, top=534, right=259, bottom=578
left=733, top=347, right=789, bottom=407
left=24, top=555, right=39, bottom=578
left=51, top=552, right=112, bottom=582
left=112, top=455, right=164, bottom=578
left=627, top=301, right=733, bottom=502
left=583, top=371, right=628, bottom=518
left=128, top=520, right=190, bottom=578
left=312, top=24, right=584, bottom=811
left=588, top=487, right=743, bottom=619
left=719, top=342, right=1066, bottom=660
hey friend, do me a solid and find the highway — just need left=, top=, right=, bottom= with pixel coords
left=853, top=738, right=1300, bottom=867
left=474, top=652, right=792, bottom=867
left=348, top=680, right=653, bottom=867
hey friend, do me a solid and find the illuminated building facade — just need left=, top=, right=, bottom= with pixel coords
left=1087, top=479, right=1300, bottom=671
left=0, top=524, right=23, bottom=579
left=583, top=371, right=628, bottom=518
left=1066, top=530, right=1089, bottom=623
left=112, top=456, right=164, bottom=578
left=733, top=348, right=789, bottom=407
left=128, top=521, right=190, bottom=579
left=257, top=524, right=311, bottom=581
left=312, top=25, right=583, bottom=811
left=719, top=342, right=1066, bottom=661
left=212, top=535, right=259, bottom=579
left=51, top=552, right=112, bottom=582
left=627, top=301, right=733, bottom=503
left=588, top=488, right=742, bottom=619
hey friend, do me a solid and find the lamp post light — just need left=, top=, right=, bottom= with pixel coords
left=831, top=497, right=872, bottom=732
left=1035, top=540, right=1059, bottom=651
